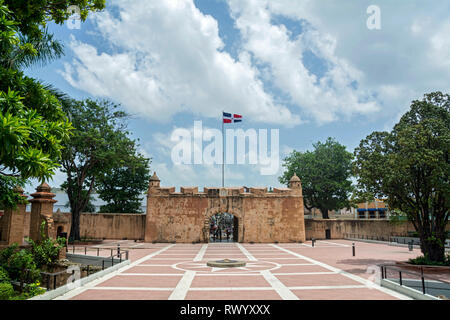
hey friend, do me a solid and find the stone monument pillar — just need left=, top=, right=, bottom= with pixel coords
left=29, top=183, right=57, bottom=242
left=0, top=186, right=27, bottom=245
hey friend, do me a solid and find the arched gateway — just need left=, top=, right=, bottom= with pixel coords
left=144, top=173, right=305, bottom=243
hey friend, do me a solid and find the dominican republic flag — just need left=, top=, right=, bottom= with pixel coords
left=223, top=112, right=242, bottom=123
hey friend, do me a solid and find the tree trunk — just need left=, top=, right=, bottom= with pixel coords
left=70, top=209, right=81, bottom=241
left=321, top=207, right=330, bottom=219
left=420, top=237, right=446, bottom=262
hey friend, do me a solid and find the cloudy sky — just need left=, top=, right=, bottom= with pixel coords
left=25, top=0, right=450, bottom=192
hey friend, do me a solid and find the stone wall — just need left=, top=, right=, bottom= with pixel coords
left=16, top=212, right=446, bottom=243
left=145, top=173, right=306, bottom=243
left=304, top=219, right=450, bottom=240
left=145, top=189, right=305, bottom=243
left=62, top=213, right=146, bottom=240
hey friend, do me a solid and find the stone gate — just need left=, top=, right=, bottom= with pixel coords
left=145, top=173, right=306, bottom=243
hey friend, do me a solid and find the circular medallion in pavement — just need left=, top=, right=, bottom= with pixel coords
left=206, top=259, right=246, bottom=268
left=174, top=260, right=281, bottom=273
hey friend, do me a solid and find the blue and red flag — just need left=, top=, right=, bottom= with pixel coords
left=223, top=112, right=243, bottom=123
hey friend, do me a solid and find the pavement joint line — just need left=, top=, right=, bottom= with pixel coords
left=236, top=243, right=258, bottom=261
left=54, top=244, right=176, bottom=300
left=199, top=244, right=220, bottom=261
left=272, top=272, right=338, bottom=276
left=82, top=285, right=383, bottom=291
left=168, top=270, right=196, bottom=300
left=143, top=258, right=200, bottom=260
left=258, top=257, right=309, bottom=260
left=157, top=254, right=199, bottom=255
left=195, top=273, right=263, bottom=276
left=90, top=287, right=175, bottom=291
left=117, top=273, right=338, bottom=277
left=288, top=285, right=368, bottom=290
left=129, top=243, right=145, bottom=248
left=260, top=270, right=300, bottom=300
left=120, top=274, right=185, bottom=276
left=89, top=287, right=276, bottom=291
left=297, top=245, right=353, bottom=248
left=189, top=287, right=275, bottom=291
left=136, top=264, right=176, bottom=267
left=319, top=241, right=350, bottom=247
left=270, top=244, right=412, bottom=300
left=274, top=263, right=315, bottom=266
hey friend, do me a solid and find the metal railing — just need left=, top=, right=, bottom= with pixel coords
left=345, top=233, right=450, bottom=248
left=40, top=268, right=80, bottom=291
left=344, top=233, right=390, bottom=242
left=67, top=244, right=129, bottom=267
left=28, top=244, right=130, bottom=292
left=380, top=264, right=450, bottom=298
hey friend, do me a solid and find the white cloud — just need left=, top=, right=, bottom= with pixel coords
left=61, top=0, right=300, bottom=126
left=227, top=0, right=381, bottom=123
left=226, top=0, right=450, bottom=123
left=60, top=0, right=450, bottom=131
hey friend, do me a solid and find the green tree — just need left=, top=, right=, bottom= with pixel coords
left=279, top=137, right=354, bottom=219
left=97, top=152, right=150, bottom=213
left=0, top=0, right=104, bottom=208
left=3, top=0, right=105, bottom=41
left=354, top=92, right=449, bottom=262
left=0, top=2, right=73, bottom=208
left=60, top=99, right=148, bottom=240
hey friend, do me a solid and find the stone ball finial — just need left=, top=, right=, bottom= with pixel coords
left=150, top=172, right=160, bottom=181
left=290, top=173, right=301, bottom=182
left=36, top=182, right=51, bottom=193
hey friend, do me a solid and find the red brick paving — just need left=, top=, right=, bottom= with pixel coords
left=186, top=290, right=282, bottom=300
left=190, top=275, right=270, bottom=288
left=123, top=266, right=185, bottom=274
left=61, top=240, right=420, bottom=300
left=273, top=265, right=331, bottom=273
left=275, top=274, right=360, bottom=287
left=97, top=275, right=182, bottom=288
left=291, top=288, right=398, bottom=300
left=71, top=289, right=172, bottom=300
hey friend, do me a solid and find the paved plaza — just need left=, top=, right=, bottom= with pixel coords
left=57, top=240, right=424, bottom=300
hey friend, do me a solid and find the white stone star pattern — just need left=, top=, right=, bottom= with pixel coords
left=175, top=261, right=279, bottom=273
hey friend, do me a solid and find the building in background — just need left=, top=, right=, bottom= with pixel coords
left=304, top=207, right=357, bottom=219
left=357, top=199, right=390, bottom=219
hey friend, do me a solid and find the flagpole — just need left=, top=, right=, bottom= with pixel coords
left=222, top=111, right=225, bottom=188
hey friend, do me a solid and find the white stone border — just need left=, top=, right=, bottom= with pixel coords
left=381, top=279, right=441, bottom=300
left=53, top=244, right=175, bottom=300
left=28, top=259, right=130, bottom=300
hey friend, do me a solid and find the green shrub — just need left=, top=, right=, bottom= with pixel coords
left=408, top=254, right=450, bottom=266
left=27, top=237, right=66, bottom=270
left=22, top=281, right=46, bottom=299
left=0, top=266, right=10, bottom=283
left=26, top=221, right=66, bottom=270
left=7, top=249, right=40, bottom=285
left=0, top=243, right=19, bottom=268
left=0, top=282, right=14, bottom=300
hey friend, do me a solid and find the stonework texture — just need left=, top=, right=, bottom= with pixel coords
left=144, top=174, right=306, bottom=243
